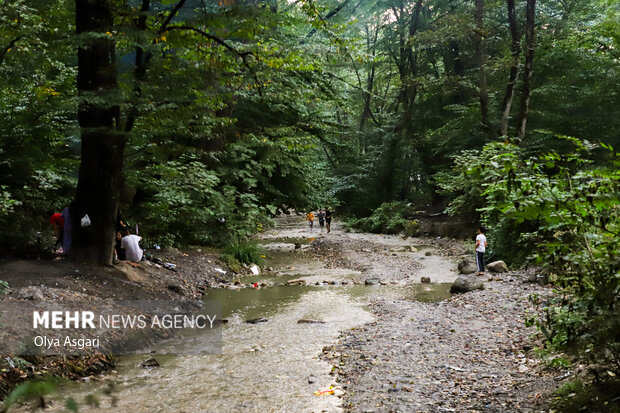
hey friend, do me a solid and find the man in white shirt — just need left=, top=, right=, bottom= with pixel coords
left=120, top=229, right=143, bottom=262
left=475, top=227, right=487, bottom=275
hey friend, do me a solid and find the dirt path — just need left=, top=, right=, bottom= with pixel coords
left=273, top=216, right=559, bottom=412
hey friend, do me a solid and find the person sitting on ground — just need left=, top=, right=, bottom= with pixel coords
left=120, top=228, right=143, bottom=262
left=475, top=226, right=487, bottom=275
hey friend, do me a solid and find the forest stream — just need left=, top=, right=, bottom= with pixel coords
left=13, top=216, right=466, bottom=412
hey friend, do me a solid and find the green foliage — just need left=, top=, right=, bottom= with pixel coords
left=0, top=187, right=20, bottom=217
left=1, top=0, right=335, bottom=251
left=0, top=280, right=8, bottom=297
left=348, top=201, right=414, bottom=234
left=65, top=398, right=79, bottom=412
left=0, top=0, right=77, bottom=251
left=435, top=143, right=523, bottom=220
left=0, top=379, right=58, bottom=413
left=223, top=236, right=263, bottom=266
left=445, top=137, right=619, bottom=406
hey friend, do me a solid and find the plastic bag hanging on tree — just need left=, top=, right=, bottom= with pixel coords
left=80, top=214, right=91, bottom=227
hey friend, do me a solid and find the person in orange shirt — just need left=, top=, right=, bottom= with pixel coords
left=305, top=211, right=315, bottom=232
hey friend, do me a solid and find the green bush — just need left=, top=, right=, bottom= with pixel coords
left=349, top=201, right=414, bottom=234
left=403, top=220, right=421, bottom=237
left=435, top=142, right=531, bottom=264
left=223, top=236, right=263, bottom=266
left=452, top=137, right=620, bottom=408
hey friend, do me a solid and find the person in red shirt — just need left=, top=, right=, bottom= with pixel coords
left=49, top=212, right=64, bottom=249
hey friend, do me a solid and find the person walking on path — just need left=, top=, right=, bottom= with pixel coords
left=325, top=209, right=332, bottom=233
left=475, top=226, right=487, bottom=275
left=305, top=211, right=315, bottom=232
left=317, top=209, right=325, bottom=232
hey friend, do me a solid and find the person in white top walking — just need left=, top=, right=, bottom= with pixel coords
left=475, top=227, right=487, bottom=275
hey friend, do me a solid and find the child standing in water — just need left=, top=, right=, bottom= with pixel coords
left=475, top=226, right=487, bottom=275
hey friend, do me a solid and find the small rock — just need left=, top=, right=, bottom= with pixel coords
left=424, top=251, right=432, bottom=256
left=287, top=278, right=306, bottom=285
left=308, top=375, right=317, bottom=384
left=420, top=277, right=431, bottom=283
left=141, top=357, right=160, bottom=368
left=298, top=319, right=325, bottom=324
left=246, top=317, right=268, bottom=324
left=15, top=287, right=44, bottom=301
left=365, top=278, right=381, bottom=285
left=487, top=260, right=509, bottom=273
left=450, top=276, right=484, bottom=294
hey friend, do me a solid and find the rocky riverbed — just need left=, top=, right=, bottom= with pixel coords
left=308, top=232, right=559, bottom=412
left=2, top=216, right=564, bottom=411
left=263, top=216, right=562, bottom=411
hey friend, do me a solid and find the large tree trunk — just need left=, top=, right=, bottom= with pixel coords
left=474, top=0, right=489, bottom=130
left=72, top=0, right=125, bottom=265
left=516, top=0, right=536, bottom=140
left=358, top=24, right=379, bottom=144
left=499, top=0, right=521, bottom=136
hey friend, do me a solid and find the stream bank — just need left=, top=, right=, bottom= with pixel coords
left=4, top=216, right=561, bottom=411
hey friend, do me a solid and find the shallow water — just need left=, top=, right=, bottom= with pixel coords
left=20, top=220, right=457, bottom=412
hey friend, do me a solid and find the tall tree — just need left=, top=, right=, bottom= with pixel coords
left=516, top=0, right=536, bottom=139
left=72, top=0, right=124, bottom=265
left=474, top=0, right=489, bottom=130
left=499, top=0, right=521, bottom=136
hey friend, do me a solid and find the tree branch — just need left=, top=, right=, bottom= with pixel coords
left=166, top=25, right=262, bottom=96
left=0, top=35, right=25, bottom=66
left=159, top=0, right=187, bottom=34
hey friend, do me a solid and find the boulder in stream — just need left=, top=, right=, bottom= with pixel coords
left=450, top=276, right=485, bottom=294
left=287, top=278, right=306, bottom=285
left=365, top=278, right=381, bottom=285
